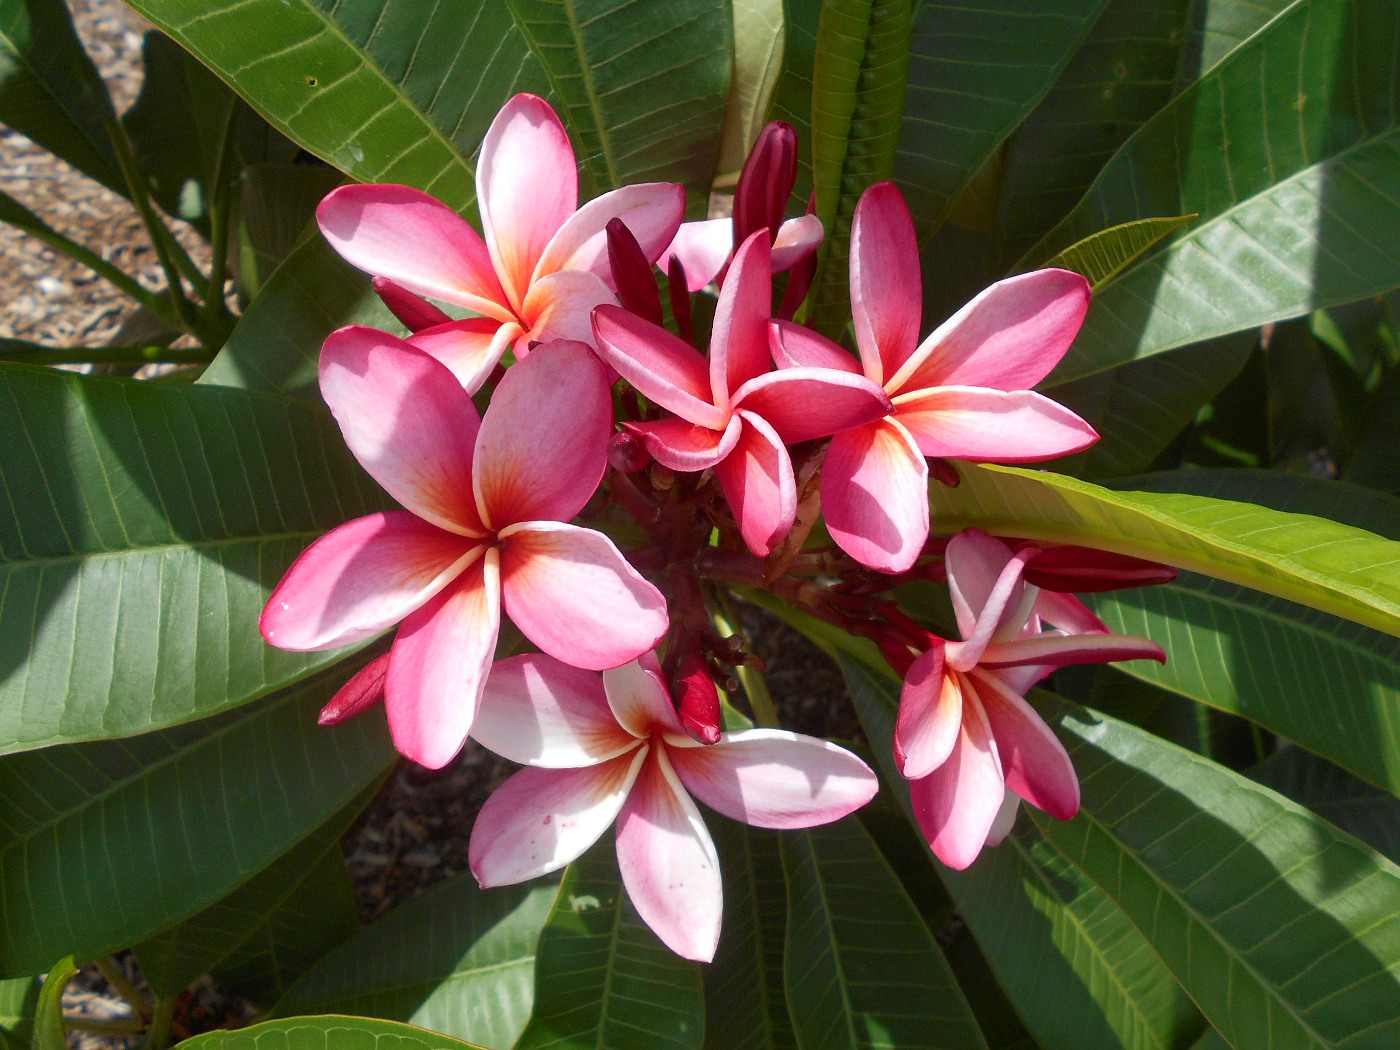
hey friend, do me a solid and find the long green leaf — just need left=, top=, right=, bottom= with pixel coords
left=714, top=0, right=786, bottom=182
left=1183, top=0, right=1294, bottom=78
left=1038, top=216, right=1197, bottom=291
left=928, top=462, right=1400, bottom=638
left=768, top=0, right=823, bottom=199
left=1032, top=701, right=1400, bottom=1049
left=179, top=1016, right=489, bottom=1050
left=1033, top=0, right=1400, bottom=384
left=0, top=669, right=395, bottom=978
left=781, top=816, right=989, bottom=1050
left=29, top=956, right=74, bottom=1050
left=1251, top=748, right=1400, bottom=863
left=0, top=974, right=36, bottom=1049
left=0, top=0, right=124, bottom=194
left=514, top=843, right=704, bottom=1050
left=0, top=363, right=390, bottom=753
left=274, top=874, right=560, bottom=1050
left=843, top=657, right=1204, bottom=1050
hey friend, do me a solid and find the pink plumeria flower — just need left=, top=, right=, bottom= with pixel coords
left=771, top=182, right=1099, bottom=574
left=260, top=335, right=668, bottom=770
left=316, top=93, right=686, bottom=382
left=897, top=529, right=1163, bottom=869
left=468, top=652, right=879, bottom=961
left=592, top=231, right=893, bottom=556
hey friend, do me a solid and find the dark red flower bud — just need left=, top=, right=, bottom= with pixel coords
left=1024, top=546, right=1178, bottom=593
left=928, top=458, right=960, bottom=488
left=609, top=430, right=651, bottom=473
left=373, top=277, right=451, bottom=332
left=606, top=218, right=664, bottom=325
left=667, top=254, right=694, bottom=344
left=733, top=121, right=797, bottom=248
left=318, top=653, right=390, bottom=726
left=673, top=648, right=722, bottom=745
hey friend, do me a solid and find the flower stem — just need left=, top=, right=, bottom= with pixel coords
left=712, top=591, right=779, bottom=728
left=93, top=955, right=152, bottom=1020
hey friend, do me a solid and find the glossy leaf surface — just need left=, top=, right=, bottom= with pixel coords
left=1252, top=747, right=1400, bottom=864
left=179, top=1016, right=489, bottom=1050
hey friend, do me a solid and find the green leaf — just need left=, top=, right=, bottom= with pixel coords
left=0, top=668, right=396, bottom=978
left=805, top=0, right=914, bottom=333
left=274, top=874, right=560, bottom=1050
left=781, top=816, right=989, bottom=1050
left=1031, top=701, right=1400, bottom=1049
left=120, top=0, right=731, bottom=211
left=1087, top=570, right=1400, bottom=794
left=0, top=974, right=36, bottom=1048
left=1252, top=747, right=1400, bottom=864
left=927, top=462, right=1400, bottom=639
left=232, top=163, right=346, bottom=300
left=0, top=0, right=124, bottom=194
left=515, top=842, right=704, bottom=1050
left=135, top=786, right=372, bottom=1000
left=996, top=1, right=1192, bottom=255
left=199, top=233, right=395, bottom=401
left=30, top=956, right=75, bottom=1050
left=714, top=0, right=786, bottom=183
left=768, top=0, right=823, bottom=199
left=1345, top=366, right=1400, bottom=496
left=705, top=820, right=795, bottom=1050
left=178, top=1016, right=490, bottom=1050
left=1035, top=216, right=1198, bottom=291
left=893, top=0, right=1109, bottom=243
left=1183, top=0, right=1294, bottom=78
left=1035, top=0, right=1400, bottom=384
left=842, top=657, right=1203, bottom=1050
left=0, top=363, right=391, bottom=753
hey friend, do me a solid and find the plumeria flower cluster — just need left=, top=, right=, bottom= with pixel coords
left=261, top=93, right=1174, bottom=959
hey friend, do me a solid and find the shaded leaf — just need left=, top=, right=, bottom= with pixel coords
left=179, top=1016, right=490, bottom=1049
left=0, top=362, right=391, bottom=753
left=232, top=162, right=346, bottom=299
left=768, top=0, right=823, bottom=199
left=0, top=974, right=36, bottom=1048
left=1344, top=366, right=1400, bottom=496
left=0, top=668, right=396, bottom=978
left=1182, top=0, right=1294, bottom=79
left=275, top=873, right=560, bottom=1050
left=1252, top=747, right=1400, bottom=864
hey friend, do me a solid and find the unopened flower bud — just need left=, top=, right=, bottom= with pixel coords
left=673, top=648, right=722, bottom=745
left=667, top=254, right=694, bottom=344
left=734, top=121, right=797, bottom=248
left=1024, top=547, right=1177, bottom=593
left=609, top=430, right=651, bottom=473
left=318, top=653, right=390, bottom=726
left=606, top=218, right=664, bottom=325
left=373, top=277, right=451, bottom=332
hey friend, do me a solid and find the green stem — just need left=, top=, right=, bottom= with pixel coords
left=1194, top=702, right=1216, bottom=760
left=712, top=591, right=780, bottom=728
left=4, top=345, right=213, bottom=366
left=203, top=100, right=238, bottom=325
left=65, top=1016, right=146, bottom=1037
left=144, top=996, right=176, bottom=1050
left=93, top=955, right=152, bottom=1020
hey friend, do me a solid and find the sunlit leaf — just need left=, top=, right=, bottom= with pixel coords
left=1036, top=215, right=1197, bottom=290
left=179, top=1016, right=490, bottom=1050
left=0, top=974, right=36, bottom=1049
left=714, top=0, right=786, bottom=183
left=1183, top=0, right=1294, bottom=78
left=29, top=956, right=74, bottom=1050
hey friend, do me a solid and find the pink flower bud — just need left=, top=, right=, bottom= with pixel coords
left=372, top=277, right=452, bottom=333
left=1023, top=546, right=1177, bottom=593
left=609, top=430, right=651, bottom=473
left=606, top=218, right=664, bottom=325
left=318, top=653, right=390, bottom=726
left=673, top=648, right=722, bottom=745
left=733, top=121, right=797, bottom=248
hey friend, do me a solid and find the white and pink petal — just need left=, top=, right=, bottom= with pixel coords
left=820, top=420, right=929, bottom=575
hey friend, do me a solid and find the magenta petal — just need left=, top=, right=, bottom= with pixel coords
left=615, top=748, right=723, bottom=962
left=894, top=387, right=1099, bottom=462
left=972, top=671, right=1080, bottom=821
left=710, top=231, right=774, bottom=404
left=668, top=730, right=878, bottom=828
left=770, top=214, right=824, bottom=274
left=593, top=305, right=729, bottom=429
left=538, top=183, right=687, bottom=284
left=945, top=547, right=1035, bottom=671
left=473, top=342, right=611, bottom=528
left=320, top=326, right=485, bottom=535
left=474, top=654, right=638, bottom=767
left=945, top=530, right=1019, bottom=638
left=386, top=552, right=501, bottom=769
left=261, top=512, right=479, bottom=651
left=909, top=689, right=1005, bottom=870
left=977, top=632, right=1166, bottom=669
left=603, top=653, right=685, bottom=739
left=664, top=217, right=733, bottom=291
left=714, top=412, right=797, bottom=557
left=850, top=182, right=922, bottom=385
left=408, top=318, right=511, bottom=393
left=1033, top=590, right=1110, bottom=635
left=478, top=93, right=578, bottom=312
left=469, top=752, right=645, bottom=886
left=319, top=653, right=390, bottom=726
left=895, top=269, right=1091, bottom=393
left=317, top=184, right=510, bottom=320
left=500, top=522, right=669, bottom=670
left=769, top=319, right=862, bottom=374
left=894, top=648, right=961, bottom=780
left=821, top=420, right=929, bottom=574
left=732, top=368, right=892, bottom=444
left=627, top=415, right=742, bottom=472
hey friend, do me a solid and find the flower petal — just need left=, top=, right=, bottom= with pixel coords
left=945, top=545, right=1036, bottom=671
left=1032, top=589, right=1110, bottom=635
left=768, top=319, right=862, bottom=374
left=971, top=670, right=1080, bottom=821
left=469, top=750, right=646, bottom=886
left=593, top=305, right=729, bottom=429
left=615, top=748, right=723, bottom=962
left=821, top=419, right=929, bottom=574
left=893, top=269, right=1091, bottom=394
left=626, top=415, right=743, bottom=472
left=537, top=183, right=687, bottom=284
left=909, top=686, right=1005, bottom=870
left=850, top=182, right=922, bottom=385
left=317, top=184, right=509, bottom=320
left=893, top=387, right=1098, bottom=462
left=894, top=647, right=961, bottom=780
left=667, top=729, right=878, bottom=828
left=477, top=94, right=578, bottom=312
left=261, top=512, right=479, bottom=651
left=474, top=654, right=640, bottom=767
left=710, top=231, right=773, bottom=405
left=408, top=318, right=511, bottom=393
left=320, top=325, right=485, bottom=535
left=386, top=550, right=501, bottom=769
left=519, top=269, right=617, bottom=350
left=977, top=632, right=1166, bottom=670
left=770, top=214, right=825, bottom=273
left=732, top=367, right=892, bottom=444
left=603, top=652, right=685, bottom=739
left=944, top=529, right=1018, bottom=638
left=714, top=412, right=797, bottom=557
left=664, top=217, right=733, bottom=291
left=984, top=787, right=1021, bottom=847
left=499, top=521, right=669, bottom=669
